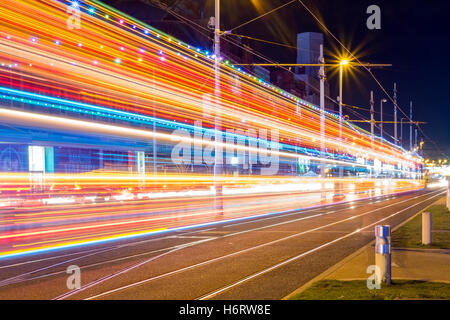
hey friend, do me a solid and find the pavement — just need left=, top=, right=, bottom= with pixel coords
left=284, top=197, right=450, bottom=299
left=0, top=187, right=446, bottom=300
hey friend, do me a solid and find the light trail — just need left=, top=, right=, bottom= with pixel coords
left=0, top=0, right=421, bottom=164
left=75, top=189, right=443, bottom=300
left=0, top=0, right=424, bottom=263
left=197, top=189, right=445, bottom=300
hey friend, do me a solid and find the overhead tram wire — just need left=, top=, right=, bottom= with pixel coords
left=138, top=0, right=404, bottom=141
left=228, top=0, right=298, bottom=32
left=113, top=1, right=440, bottom=156
left=345, top=107, right=397, bottom=144
left=226, top=33, right=298, bottom=50
left=294, top=0, right=410, bottom=120
left=209, top=2, right=414, bottom=143
left=295, top=0, right=446, bottom=157
left=217, top=35, right=394, bottom=133
left=139, top=0, right=213, bottom=40
left=139, top=0, right=343, bottom=116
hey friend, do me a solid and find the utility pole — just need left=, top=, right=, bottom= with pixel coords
left=415, top=128, right=418, bottom=149
left=370, top=91, right=375, bottom=178
left=380, top=99, right=387, bottom=140
left=370, top=91, right=374, bottom=142
left=393, top=83, right=398, bottom=144
left=319, top=44, right=325, bottom=178
left=338, top=62, right=344, bottom=178
left=213, top=0, right=223, bottom=214
left=410, top=101, right=413, bottom=151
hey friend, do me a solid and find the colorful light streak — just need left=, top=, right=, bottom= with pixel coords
left=0, top=0, right=425, bottom=257
left=0, top=0, right=420, bottom=166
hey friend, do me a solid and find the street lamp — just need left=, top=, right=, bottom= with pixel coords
left=338, top=59, right=348, bottom=177
left=380, top=98, right=387, bottom=140
left=339, top=60, right=348, bottom=122
left=213, top=0, right=223, bottom=214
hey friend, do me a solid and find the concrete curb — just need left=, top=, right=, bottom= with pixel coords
left=282, top=195, right=446, bottom=300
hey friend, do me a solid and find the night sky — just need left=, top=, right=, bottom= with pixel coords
left=106, top=0, right=450, bottom=159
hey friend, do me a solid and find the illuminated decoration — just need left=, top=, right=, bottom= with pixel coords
left=0, top=0, right=424, bottom=257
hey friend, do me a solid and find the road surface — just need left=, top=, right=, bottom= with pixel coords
left=0, top=187, right=444, bottom=299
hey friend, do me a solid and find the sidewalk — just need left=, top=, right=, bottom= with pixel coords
left=322, top=245, right=450, bottom=283
left=284, top=196, right=450, bottom=299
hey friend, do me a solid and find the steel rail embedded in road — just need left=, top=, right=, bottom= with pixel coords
left=68, top=189, right=443, bottom=300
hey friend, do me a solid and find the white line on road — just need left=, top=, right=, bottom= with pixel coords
left=81, top=189, right=443, bottom=300
left=197, top=190, right=445, bottom=300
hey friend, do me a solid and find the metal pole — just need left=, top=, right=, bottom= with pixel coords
left=319, top=44, right=325, bottom=178
left=375, top=225, right=391, bottom=286
left=370, top=91, right=374, bottom=142
left=410, top=101, right=413, bottom=151
left=422, top=212, right=432, bottom=245
left=380, top=99, right=383, bottom=140
left=393, top=83, right=398, bottom=144
left=415, top=128, right=418, bottom=149
left=380, top=99, right=386, bottom=141
left=213, top=0, right=223, bottom=214
left=339, top=64, right=343, bottom=178
left=400, top=118, right=404, bottom=148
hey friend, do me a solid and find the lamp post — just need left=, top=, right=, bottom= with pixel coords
left=393, top=83, right=398, bottom=144
left=319, top=45, right=326, bottom=178
left=380, top=98, right=387, bottom=140
left=338, top=59, right=348, bottom=178
left=213, top=0, right=223, bottom=214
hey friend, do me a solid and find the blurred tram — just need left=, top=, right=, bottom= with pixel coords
left=0, top=0, right=424, bottom=210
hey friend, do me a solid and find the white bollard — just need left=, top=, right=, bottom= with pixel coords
left=375, top=225, right=391, bottom=286
left=422, top=212, right=432, bottom=245
left=447, top=185, right=450, bottom=211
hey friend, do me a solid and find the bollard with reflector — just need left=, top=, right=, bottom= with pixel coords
left=447, top=185, right=450, bottom=211
left=422, top=212, right=432, bottom=245
left=375, top=225, right=391, bottom=285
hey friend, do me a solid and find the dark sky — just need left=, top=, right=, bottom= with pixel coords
left=106, top=0, right=450, bottom=159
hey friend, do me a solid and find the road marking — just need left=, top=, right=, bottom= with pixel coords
left=53, top=237, right=216, bottom=300
left=1, top=238, right=218, bottom=288
left=0, top=195, right=396, bottom=286
left=169, top=235, right=216, bottom=239
left=197, top=190, right=445, bottom=300
left=80, top=189, right=442, bottom=300
left=0, top=189, right=432, bottom=290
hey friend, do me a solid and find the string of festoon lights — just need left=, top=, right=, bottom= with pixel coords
left=0, top=0, right=420, bottom=169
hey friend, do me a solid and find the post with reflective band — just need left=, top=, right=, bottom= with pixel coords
left=447, top=183, right=450, bottom=211
left=375, top=225, right=391, bottom=286
left=422, top=212, right=432, bottom=245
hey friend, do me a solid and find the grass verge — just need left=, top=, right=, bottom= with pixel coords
left=289, top=280, right=450, bottom=300
left=391, top=203, right=450, bottom=249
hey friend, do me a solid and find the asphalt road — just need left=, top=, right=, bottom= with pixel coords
left=0, top=187, right=445, bottom=300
